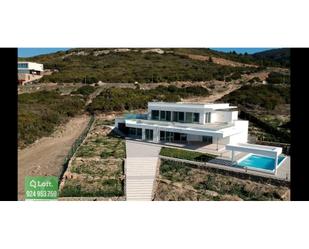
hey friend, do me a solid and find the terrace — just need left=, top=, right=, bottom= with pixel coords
left=125, top=118, right=234, bottom=131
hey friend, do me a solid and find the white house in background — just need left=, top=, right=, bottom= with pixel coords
left=18, top=61, right=44, bottom=85
left=115, top=102, right=248, bottom=149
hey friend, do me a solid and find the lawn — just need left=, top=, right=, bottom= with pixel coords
left=154, top=160, right=290, bottom=201
left=59, top=118, right=125, bottom=198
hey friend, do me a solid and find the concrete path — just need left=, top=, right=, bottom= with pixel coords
left=125, top=140, right=161, bottom=201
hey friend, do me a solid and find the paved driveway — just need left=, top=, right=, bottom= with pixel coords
left=126, top=140, right=162, bottom=157
left=125, top=140, right=162, bottom=201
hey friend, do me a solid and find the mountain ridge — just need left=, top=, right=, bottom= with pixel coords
left=18, top=48, right=288, bottom=84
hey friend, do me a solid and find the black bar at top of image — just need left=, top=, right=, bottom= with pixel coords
left=0, top=48, right=18, bottom=201
left=290, top=48, right=309, bottom=201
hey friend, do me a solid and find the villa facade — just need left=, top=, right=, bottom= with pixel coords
left=18, top=61, right=44, bottom=85
left=115, top=102, right=249, bottom=150
left=115, top=102, right=288, bottom=174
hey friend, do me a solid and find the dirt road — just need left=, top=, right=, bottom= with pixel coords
left=182, top=83, right=241, bottom=103
left=18, top=115, right=90, bottom=200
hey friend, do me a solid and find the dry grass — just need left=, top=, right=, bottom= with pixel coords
left=154, top=160, right=290, bottom=201
left=59, top=118, right=125, bottom=198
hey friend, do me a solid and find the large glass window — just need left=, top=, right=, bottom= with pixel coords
left=18, top=69, right=30, bottom=74
left=178, top=112, right=184, bottom=122
left=160, top=131, right=165, bottom=141
left=159, top=131, right=187, bottom=142
left=166, top=111, right=171, bottom=121
left=18, top=63, right=28, bottom=68
left=180, top=134, right=187, bottom=142
left=193, top=113, right=199, bottom=123
left=128, top=127, right=142, bottom=139
left=185, top=112, right=192, bottom=123
left=128, top=127, right=136, bottom=136
left=173, top=112, right=178, bottom=122
left=145, top=129, right=153, bottom=140
left=160, top=110, right=166, bottom=120
left=202, top=136, right=212, bottom=144
left=166, top=132, right=173, bottom=141
left=152, top=110, right=159, bottom=120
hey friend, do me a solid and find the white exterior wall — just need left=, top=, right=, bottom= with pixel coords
left=211, top=111, right=238, bottom=123
left=231, top=111, right=238, bottom=121
left=228, top=132, right=247, bottom=144
left=28, top=62, right=44, bottom=71
left=228, top=120, right=249, bottom=144
left=211, top=112, right=225, bottom=122
left=18, top=62, right=44, bottom=72
left=200, top=112, right=206, bottom=124
left=223, top=112, right=232, bottom=122
left=153, top=127, right=160, bottom=142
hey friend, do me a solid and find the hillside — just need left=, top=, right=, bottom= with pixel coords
left=18, top=90, right=86, bottom=147
left=252, top=48, right=290, bottom=67
left=218, top=84, right=290, bottom=143
left=19, top=48, right=266, bottom=83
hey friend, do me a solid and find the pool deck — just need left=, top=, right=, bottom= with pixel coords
left=160, top=154, right=290, bottom=181
left=123, top=138, right=290, bottom=181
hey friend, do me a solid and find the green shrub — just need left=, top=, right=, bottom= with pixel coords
left=266, top=72, right=290, bottom=84
left=86, top=86, right=209, bottom=113
left=35, top=49, right=263, bottom=83
left=18, top=90, right=85, bottom=148
left=71, top=85, right=96, bottom=96
left=219, top=85, right=290, bottom=110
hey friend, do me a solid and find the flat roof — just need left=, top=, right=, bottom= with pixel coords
left=18, top=61, right=43, bottom=64
left=126, top=119, right=233, bottom=131
left=148, top=102, right=233, bottom=110
left=226, top=143, right=282, bottom=157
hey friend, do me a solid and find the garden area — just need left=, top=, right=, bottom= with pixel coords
left=154, top=160, right=290, bottom=201
left=59, top=117, right=126, bottom=199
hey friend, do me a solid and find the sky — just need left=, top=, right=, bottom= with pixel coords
left=18, top=48, right=70, bottom=57
left=18, top=47, right=273, bottom=57
left=211, top=48, right=273, bottom=54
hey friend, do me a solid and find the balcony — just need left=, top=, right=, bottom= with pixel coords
left=125, top=118, right=234, bottom=131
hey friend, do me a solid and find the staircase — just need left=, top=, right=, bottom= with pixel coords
left=125, top=157, right=158, bottom=201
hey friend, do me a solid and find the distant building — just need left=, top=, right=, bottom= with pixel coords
left=18, top=62, right=44, bottom=85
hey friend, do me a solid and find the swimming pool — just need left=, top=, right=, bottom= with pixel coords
left=237, top=154, right=286, bottom=171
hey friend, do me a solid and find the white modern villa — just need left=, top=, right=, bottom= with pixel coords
left=115, top=102, right=288, bottom=175
left=18, top=61, right=44, bottom=85
left=116, top=102, right=248, bottom=146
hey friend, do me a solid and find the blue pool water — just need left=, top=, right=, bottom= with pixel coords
left=237, top=154, right=286, bottom=171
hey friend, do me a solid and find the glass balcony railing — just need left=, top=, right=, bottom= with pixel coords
left=125, top=118, right=234, bottom=131
left=123, top=113, right=148, bottom=120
